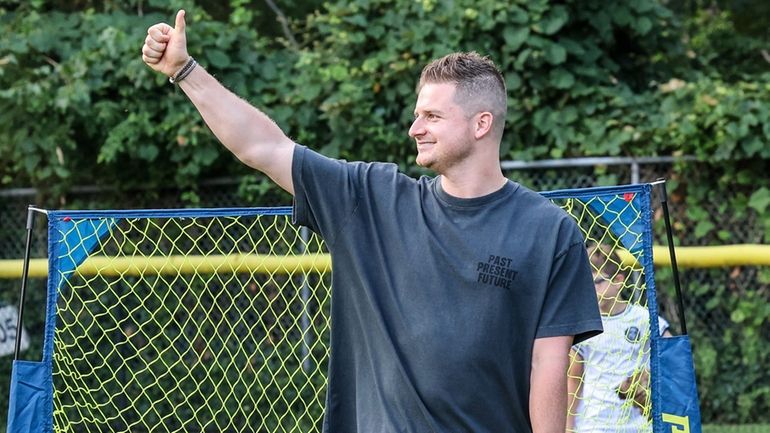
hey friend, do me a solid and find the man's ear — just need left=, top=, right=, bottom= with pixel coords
left=613, top=273, right=626, bottom=284
left=474, top=112, right=494, bottom=139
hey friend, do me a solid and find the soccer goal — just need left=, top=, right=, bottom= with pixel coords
left=6, top=184, right=701, bottom=433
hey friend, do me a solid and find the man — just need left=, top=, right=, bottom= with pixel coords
left=567, top=243, right=671, bottom=433
left=142, top=10, right=602, bottom=432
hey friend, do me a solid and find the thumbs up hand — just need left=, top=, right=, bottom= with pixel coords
left=142, top=10, right=189, bottom=77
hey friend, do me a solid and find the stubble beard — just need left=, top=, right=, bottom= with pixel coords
left=415, top=150, right=435, bottom=171
left=416, top=138, right=474, bottom=175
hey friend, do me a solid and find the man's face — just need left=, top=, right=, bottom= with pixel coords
left=408, top=82, right=475, bottom=172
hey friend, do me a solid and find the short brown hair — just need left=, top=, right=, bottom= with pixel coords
left=418, top=52, right=507, bottom=138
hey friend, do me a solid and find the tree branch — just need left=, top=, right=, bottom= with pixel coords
left=263, top=0, right=299, bottom=49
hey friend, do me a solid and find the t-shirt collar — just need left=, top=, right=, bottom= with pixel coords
left=433, top=177, right=518, bottom=208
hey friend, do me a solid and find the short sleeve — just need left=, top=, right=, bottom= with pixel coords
left=291, top=145, right=360, bottom=245
left=535, top=223, right=603, bottom=345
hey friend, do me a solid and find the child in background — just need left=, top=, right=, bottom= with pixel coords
left=567, top=242, right=672, bottom=433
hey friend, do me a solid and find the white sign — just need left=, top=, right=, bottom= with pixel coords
left=0, top=305, right=30, bottom=357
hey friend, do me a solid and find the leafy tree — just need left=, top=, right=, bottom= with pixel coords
left=0, top=0, right=769, bottom=424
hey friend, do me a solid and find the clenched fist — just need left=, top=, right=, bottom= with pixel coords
left=142, top=10, right=189, bottom=77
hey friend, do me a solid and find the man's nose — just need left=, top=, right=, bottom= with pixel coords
left=409, top=117, right=424, bottom=138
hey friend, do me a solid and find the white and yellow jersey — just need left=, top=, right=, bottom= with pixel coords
left=573, top=304, right=669, bottom=433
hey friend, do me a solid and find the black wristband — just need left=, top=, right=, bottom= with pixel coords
left=169, top=57, right=197, bottom=84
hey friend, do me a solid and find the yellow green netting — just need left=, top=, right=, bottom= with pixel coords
left=556, top=195, right=656, bottom=433
left=52, top=214, right=330, bottom=432
left=50, top=192, right=657, bottom=433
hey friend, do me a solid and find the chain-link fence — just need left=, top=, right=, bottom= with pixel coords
left=0, top=157, right=763, bottom=350
left=0, top=156, right=767, bottom=426
left=500, top=157, right=766, bottom=343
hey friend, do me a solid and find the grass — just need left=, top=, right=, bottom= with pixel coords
left=703, top=425, right=770, bottom=433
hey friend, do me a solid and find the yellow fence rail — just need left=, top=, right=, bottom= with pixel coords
left=3, top=245, right=769, bottom=279
left=0, top=254, right=333, bottom=278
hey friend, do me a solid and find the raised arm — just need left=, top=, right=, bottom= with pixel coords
left=141, top=10, right=295, bottom=194
left=530, top=335, right=572, bottom=433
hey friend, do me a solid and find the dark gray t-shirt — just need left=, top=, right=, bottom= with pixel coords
left=292, top=146, right=602, bottom=433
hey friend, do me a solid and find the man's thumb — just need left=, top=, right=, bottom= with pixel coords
left=174, top=10, right=186, bottom=35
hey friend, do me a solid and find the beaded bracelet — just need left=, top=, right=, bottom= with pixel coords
left=169, top=57, right=197, bottom=84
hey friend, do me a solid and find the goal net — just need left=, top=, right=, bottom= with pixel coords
left=49, top=208, right=330, bottom=432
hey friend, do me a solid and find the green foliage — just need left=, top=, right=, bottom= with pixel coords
left=703, top=426, right=770, bottom=433
left=0, top=1, right=300, bottom=197
left=1, top=0, right=769, bottom=425
left=686, top=7, right=770, bottom=81
left=655, top=262, right=770, bottom=424
left=287, top=0, right=683, bottom=165
left=684, top=273, right=770, bottom=423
